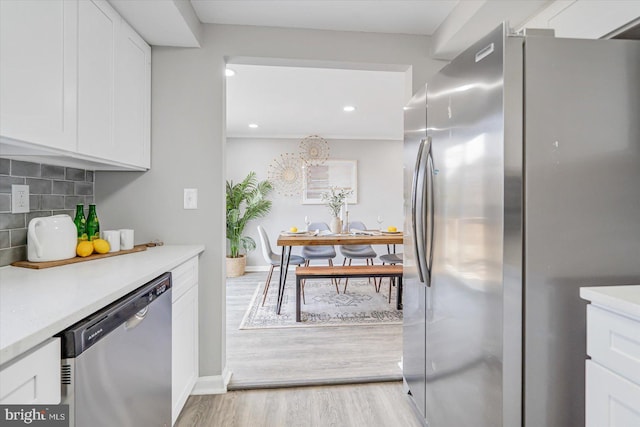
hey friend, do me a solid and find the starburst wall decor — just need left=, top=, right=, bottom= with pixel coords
left=299, top=135, right=329, bottom=165
left=267, top=153, right=303, bottom=197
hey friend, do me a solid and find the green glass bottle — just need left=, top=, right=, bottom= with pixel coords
left=86, top=204, right=100, bottom=241
left=73, top=204, right=88, bottom=242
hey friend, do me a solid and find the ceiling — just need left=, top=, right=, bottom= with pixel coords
left=225, top=64, right=406, bottom=140
left=198, top=0, right=460, bottom=140
left=109, top=0, right=640, bottom=141
left=191, top=0, right=458, bottom=36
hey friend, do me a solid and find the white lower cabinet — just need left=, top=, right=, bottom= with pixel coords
left=586, top=360, right=640, bottom=427
left=0, top=338, right=61, bottom=404
left=171, top=257, right=199, bottom=425
left=585, top=304, right=640, bottom=427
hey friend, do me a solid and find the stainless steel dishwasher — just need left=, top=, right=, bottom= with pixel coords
left=59, top=273, right=172, bottom=427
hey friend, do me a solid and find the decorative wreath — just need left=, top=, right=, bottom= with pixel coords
left=299, top=135, right=329, bottom=165
left=267, top=153, right=303, bottom=197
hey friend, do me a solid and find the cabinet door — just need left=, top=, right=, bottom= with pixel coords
left=172, top=285, right=198, bottom=424
left=0, top=338, right=61, bottom=404
left=77, top=0, right=117, bottom=160
left=586, top=360, right=640, bottom=427
left=115, top=22, right=151, bottom=168
left=0, top=0, right=77, bottom=151
left=587, top=305, right=640, bottom=385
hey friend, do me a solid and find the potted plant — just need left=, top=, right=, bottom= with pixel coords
left=321, top=187, right=353, bottom=233
left=226, top=172, right=273, bottom=277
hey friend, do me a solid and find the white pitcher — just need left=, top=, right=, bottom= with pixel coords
left=27, top=215, right=77, bottom=262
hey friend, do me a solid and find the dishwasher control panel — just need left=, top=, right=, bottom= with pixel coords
left=58, top=273, right=172, bottom=358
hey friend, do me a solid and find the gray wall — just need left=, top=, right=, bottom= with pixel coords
left=96, top=24, right=447, bottom=379
left=226, top=137, right=403, bottom=267
left=0, top=158, right=94, bottom=266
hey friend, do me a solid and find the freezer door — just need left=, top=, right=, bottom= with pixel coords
left=425, top=25, right=506, bottom=427
left=523, top=36, right=640, bottom=427
left=402, top=85, right=428, bottom=420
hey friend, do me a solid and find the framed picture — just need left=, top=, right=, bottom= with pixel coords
left=302, top=160, right=357, bottom=204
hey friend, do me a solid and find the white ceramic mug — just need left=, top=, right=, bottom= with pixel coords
left=119, top=229, right=134, bottom=250
left=101, top=230, right=121, bottom=252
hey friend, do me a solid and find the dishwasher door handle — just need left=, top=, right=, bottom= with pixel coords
left=125, top=306, right=149, bottom=330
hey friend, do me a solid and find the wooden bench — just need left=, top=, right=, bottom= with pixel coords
left=294, top=265, right=403, bottom=322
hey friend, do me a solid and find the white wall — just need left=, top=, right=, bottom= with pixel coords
left=96, top=23, right=446, bottom=381
left=227, top=137, right=403, bottom=267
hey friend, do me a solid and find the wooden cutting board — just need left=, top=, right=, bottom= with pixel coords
left=11, top=244, right=148, bottom=269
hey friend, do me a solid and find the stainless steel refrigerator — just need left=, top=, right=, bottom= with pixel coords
left=403, top=24, right=640, bottom=427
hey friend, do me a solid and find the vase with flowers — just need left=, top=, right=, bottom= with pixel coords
left=321, top=187, right=353, bottom=233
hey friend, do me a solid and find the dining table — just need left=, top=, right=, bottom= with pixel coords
left=275, top=231, right=403, bottom=314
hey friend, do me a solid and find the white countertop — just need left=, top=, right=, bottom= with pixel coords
left=580, top=285, right=640, bottom=320
left=0, top=245, right=204, bottom=366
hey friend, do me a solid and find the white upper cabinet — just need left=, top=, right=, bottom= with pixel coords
left=77, top=0, right=117, bottom=160
left=114, top=22, right=151, bottom=169
left=77, top=0, right=150, bottom=169
left=0, top=0, right=78, bottom=152
left=0, top=0, right=151, bottom=170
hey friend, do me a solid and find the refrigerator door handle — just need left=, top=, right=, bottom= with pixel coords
left=411, top=138, right=428, bottom=283
left=426, top=144, right=435, bottom=284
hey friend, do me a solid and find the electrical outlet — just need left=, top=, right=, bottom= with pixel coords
left=11, top=184, right=30, bottom=213
left=184, top=188, right=198, bottom=209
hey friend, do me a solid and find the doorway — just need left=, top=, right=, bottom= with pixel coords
left=223, top=60, right=409, bottom=388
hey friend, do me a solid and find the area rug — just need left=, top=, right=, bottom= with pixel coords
left=239, top=278, right=402, bottom=329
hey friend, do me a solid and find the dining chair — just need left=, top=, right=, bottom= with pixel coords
left=379, top=252, right=403, bottom=303
left=340, top=220, right=378, bottom=292
left=302, top=222, right=339, bottom=300
left=257, top=225, right=305, bottom=306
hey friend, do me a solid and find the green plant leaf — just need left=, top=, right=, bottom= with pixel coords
left=226, top=172, right=273, bottom=257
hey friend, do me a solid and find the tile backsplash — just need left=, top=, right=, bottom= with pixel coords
left=0, top=158, right=94, bottom=266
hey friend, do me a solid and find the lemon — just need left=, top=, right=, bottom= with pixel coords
left=76, top=241, right=94, bottom=257
left=387, top=226, right=398, bottom=232
left=93, top=239, right=110, bottom=254
left=290, top=226, right=298, bottom=233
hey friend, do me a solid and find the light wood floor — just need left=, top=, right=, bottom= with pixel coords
left=225, top=271, right=403, bottom=389
left=175, top=382, right=423, bottom=427
left=175, top=271, right=416, bottom=427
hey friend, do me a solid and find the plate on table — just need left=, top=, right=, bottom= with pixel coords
left=381, top=230, right=402, bottom=235
left=281, top=230, right=309, bottom=236
left=350, top=229, right=378, bottom=236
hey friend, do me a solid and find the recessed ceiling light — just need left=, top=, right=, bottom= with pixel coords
left=248, top=123, right=259, bottom=128
left=343, top=105, right=356, bottom=112
left=225, top=68, right=236, bottom=77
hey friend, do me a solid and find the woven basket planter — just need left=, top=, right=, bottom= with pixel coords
left=226, top=255, right=246, bottom=277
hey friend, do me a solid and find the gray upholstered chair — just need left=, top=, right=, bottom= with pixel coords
left=340, top=220, right=378, bottom=292
left=301, top=222, right=339, bottom=298
left=379, top=252, right=403, bottom=303
left=258, top=225, right=305, bottom=306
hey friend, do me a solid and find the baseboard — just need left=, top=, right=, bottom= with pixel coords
left=227, top=374, right=402, bottom=391
left=191, top=367, right=233, bottom=395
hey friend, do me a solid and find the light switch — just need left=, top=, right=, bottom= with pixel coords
left=11, top=184, right=30, bottom=213
left=184, top=188, right=198, bottom=209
